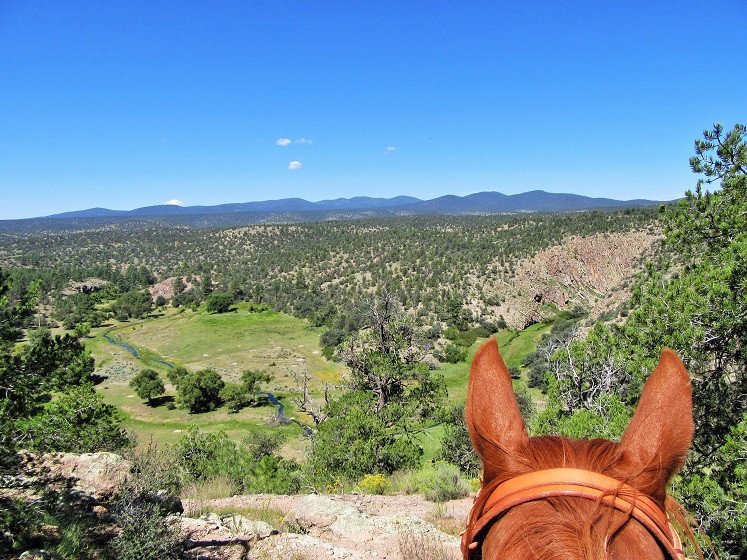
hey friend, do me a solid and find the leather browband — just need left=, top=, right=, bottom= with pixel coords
left=461, top=467, right=685, bottom=560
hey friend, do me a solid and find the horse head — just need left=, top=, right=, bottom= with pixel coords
left=463, top=338, right=693, bottom=560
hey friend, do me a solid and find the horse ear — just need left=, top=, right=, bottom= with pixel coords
left=618, top=348, right=693, bottom=502
left=465, top=337, right=529, bottom=482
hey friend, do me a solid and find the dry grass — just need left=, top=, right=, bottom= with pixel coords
left=181, top=476, right=237, bottom=506
left=184, top=502, right=287, bottom=532
left=426, top=503, right=467, bottom=538
left=398, top=530, right=459, bottom=560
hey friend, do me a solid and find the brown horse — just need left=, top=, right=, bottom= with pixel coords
left=462, top=338, right=694, bottom=560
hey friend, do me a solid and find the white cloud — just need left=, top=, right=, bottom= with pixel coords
left=275, top=137, right=292, bottom=146
left=164, top=199, right=184, bottom=206
left=384, top=146, right=396, bottom=154
left=296, top=137, right=313, bottom=144
left=288, top=160, right=302, bottom=171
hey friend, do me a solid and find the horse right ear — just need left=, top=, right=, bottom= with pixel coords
left=618, top=348, right=693, bottom=503
left=465, top=338, right=529, bottom=482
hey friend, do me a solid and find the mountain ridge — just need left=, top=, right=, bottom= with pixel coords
left=41, top=190, right=663, bottom=220
left=0, top=190, right=668, bottom=233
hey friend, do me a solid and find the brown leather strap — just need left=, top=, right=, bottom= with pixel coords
left=462, top=468, right=685, bottom=560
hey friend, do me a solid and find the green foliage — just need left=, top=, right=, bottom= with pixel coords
left=442, top=342, right=467, bottom=363
left=112, top=290, right=152, bottom=321
left=307, top=391, right=422, bottom=485
left=0, top=208, right=659, bottom=337
left=55, top=292, right=104, bottom=329
left=617, top=124, right=747, bottom=463
left=174, top=427, right=239, bottom=482
left=240, top=369, right=272, bottom=393
left=309, top=295, right=446, bottom=485
left=172, top=287, right=202, bottom=309
left=532, top=385, right=631, bottom=440
left=173, top=428, right=300, bottom=494
left=513, top=381, right=536, bottom=421
left=399, top=461, right=469, bottom=502
left=1, top=302, right=125, bottom=466
left=166, top=365, right=188, bottom=388
left=130, top=368, right=165, bottom=404
left=436, top=406, right=480, bottom=477
left=0, top=269, right=27, bottom=350
left=109, top=499, right=181, bottom=560
left=524, top=306, right=587, bottom=390
left=176, top=368, right=225, bottom=413
left=0, top=496, right=46, bottom=554
left=205, top=291, right=234, bottom=313
left=219, top=370, right=272, bottom=412
left=220, top=383, right=252, bottom=412
left=525, top=124, right=746, bottom=558
left=22, top=385, right=132, bottom=453
left=0, top=269, right=132, bottom=558
left=243, top=429, right=286, bottom=460
left=672, top=414, right=747, bottom=559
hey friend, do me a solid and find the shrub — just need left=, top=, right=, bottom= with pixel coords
left=173, top=428, right=301, bottom=495
left=436, top=406, right=480, bottom=477
left=399, top=462, right=469, bottom=502
left=244, top=429, right=286, bottom=460
left=514, top=383, right=535, bottom=421
left=112, top=290, right=152, bottom=321
left=166, top=365, right=188, bottom=388
left=306, top=391, right=422, bottom=485
left=443, top=343, right=467, bottom=363
left=130, top=368, right=165, bottom=404
left=109, top=499, right=181, bottom=560
left=205, top=292, right=234, bottom=313
left=220, top=383, right=252, bottom=412
left=23, top=385, right=133, bottom=453
left=356, top=473, right=391, bottom=495
left=174, top=428, right=239, bottom=482
left=108, top=444, right=183, bottom=560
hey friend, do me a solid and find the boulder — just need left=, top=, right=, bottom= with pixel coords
left=17, top=451, right=132, bottom=503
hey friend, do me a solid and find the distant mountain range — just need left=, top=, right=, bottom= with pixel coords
left=1, top=191, right=666, bottom=232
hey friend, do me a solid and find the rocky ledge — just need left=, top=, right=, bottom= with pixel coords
left=4, top=452, right=467, bottom=560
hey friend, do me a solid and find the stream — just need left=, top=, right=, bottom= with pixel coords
left=104, top=333, right=313, bottom=436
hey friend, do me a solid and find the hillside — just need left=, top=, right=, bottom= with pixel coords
left=0, top=210, right=661, bottom=333
left=492, top=230, right=660, bottom=328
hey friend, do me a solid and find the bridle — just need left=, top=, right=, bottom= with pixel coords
left=461, top=467, right=685, bottom=560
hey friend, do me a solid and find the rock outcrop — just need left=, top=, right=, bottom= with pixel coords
left=5, top=452, right=465, bottom=560
left=185, top=493, right=467, bottom=560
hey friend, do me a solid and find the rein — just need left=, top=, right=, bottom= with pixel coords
left=461, top=467, right=685, bottom=560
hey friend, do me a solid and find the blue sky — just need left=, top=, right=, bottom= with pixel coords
left=1, top=1, right=745, bottom=219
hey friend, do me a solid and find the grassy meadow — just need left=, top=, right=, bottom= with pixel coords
left=89, top=302, right=549, bottom=459
left=89, top=303, right=346, bottom=455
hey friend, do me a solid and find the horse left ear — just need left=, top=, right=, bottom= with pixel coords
left=618, top=348, right=693, bottom=503
left=465, top=338, right=529, bottom=482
